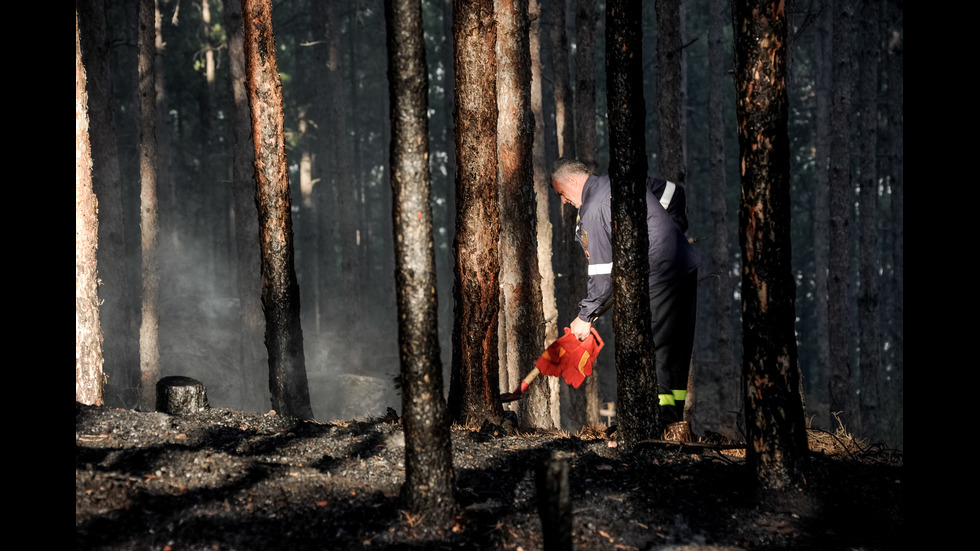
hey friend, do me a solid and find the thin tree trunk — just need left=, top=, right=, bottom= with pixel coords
left=435, top=0, right=457, bottom=366
left=606, top=0, right=658, bottom=451
left=138, top=0, right=160, bottom=412
left=309, top=1, right=333, bottom=342
left=884, top=0, right=903, bottom=446
left=566, top=0, right=601, bottom=430
left=296, top=103, right=319, bottom=337
left=550, top=0, right=588, bottom=419
left=550, top=0, right=575, bottom=161
left=654, top=1, right=692, bottom=426
left=496, top=0, right=553, bottom=431
left=707, top=0, right=735, bottom=434
left=200, top=0, right=222, bottom=295
left=77, top=10, right=105, bottom=406
left=387, top=0, right=456, bottom=522
left=655, top=0, right=686, bottom=185
left=153, top=0, right=174, bottom=290
left=327, top=2, right=363, bottom=370
left=241, top=0, right=314, bottom=420
left=447, top=0, right=503, bottom=426
left=530, top=0, right=562, bottom=428
left=856, top=0, right=881, bottom=440
left=575, top=0, right=597, bottom=171
left=732, top=0, right=808, bottom=489
left=812, top=0, right=832, bottom=407
left=828, top=0, right=854, bottom=423
left=441, top=0, right=457, bottom=228
left=223, top=0, right=267, bottom=412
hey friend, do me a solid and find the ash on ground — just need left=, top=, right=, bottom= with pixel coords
left=76, top=403, right=902, bottom=550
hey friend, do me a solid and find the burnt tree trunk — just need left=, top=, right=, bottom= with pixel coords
left=550, top=0, right=575, bottom=160
left=856, top=0, right=881, bottom=441
left=708, top=0, right=736, bottom=435
left=536, top=454, right=573, bottom=551
left=655, top=0, right=687, bottom=186
left=574, top=0, right=597, bottom=171
left=606, top=0, right=658, bottom=451
left=828, top=0, right=854, bottom=422
left=567, top=0, right=601, bottom=430
left=884, top=1, right=903, bottom=444
left=76, top=10, right=105, bottom=406
left=386, top=0, right=457, bottom=522
left=530, top=0, right=562, bottom=427
left=447, top=0, right=503, bottom=427
left=550, top=0, right=589, bottom=425
left=78, top=0, right=137, bottom=407
left=223, top=0, right=267, bottom=412
left=812, top=2, right=832, bottom=406
left=241, top=0, right=314, bottom=420
left=732, top=0, right=808, bottom=489
left=496, top=0, right=553, bottom=430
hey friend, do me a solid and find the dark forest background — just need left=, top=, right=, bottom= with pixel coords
left=77, top=0, right=903, bottom=449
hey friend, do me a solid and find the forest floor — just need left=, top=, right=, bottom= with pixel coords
left=76, top=403, right=902, bottom=550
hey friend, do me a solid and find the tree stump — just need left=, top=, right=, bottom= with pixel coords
left=664, top=420, right=693, bottom=443
left=156, top=376, right=209, bottom=415
left=537, top=453, right=572, bottom=551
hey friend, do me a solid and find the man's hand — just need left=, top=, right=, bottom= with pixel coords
left=570, top=317, right=592, bottom=341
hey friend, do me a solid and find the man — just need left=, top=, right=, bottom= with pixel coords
left=551, top=158, right=700, bottom=426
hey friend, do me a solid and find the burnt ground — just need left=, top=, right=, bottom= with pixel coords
left=76, top=403, right=902, bottom=550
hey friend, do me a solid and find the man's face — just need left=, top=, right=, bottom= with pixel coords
left=552, top=179, right=581, bottom=208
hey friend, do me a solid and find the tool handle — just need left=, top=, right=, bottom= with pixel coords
left=588, top=297, right=614, bottom=323
left=519, top=367, right=540, bottom=392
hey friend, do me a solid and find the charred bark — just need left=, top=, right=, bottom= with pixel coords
left=550, top=0, right=589, bottom=424
left=241, top=0, right=314, bottom=420
left=76, top=10, right=105, bottom=406
left=812, top=2, right=832, bottom=406
left=78, top=0, right=137, bottom=407
left=732, top=0, right=808, bottom=489
left=536, top=455, right=572, bottom=551
left=856, top=0, right=881, bottom=441
left=223, top=0, right=267, bottom=412
left=495, top=0, right=553, bottom=431
left=550, top=0, right=575, bottom=161
left=568, top=0, right=601, bottom=429
left=655, top=0, right=687, bottom=185
left=156, top=376, right=209, bottom=416
left=530, top=0, right=562, bottom=427
left=447, top=0, right=503, bottom=426
left=884, top=1, right=903, bottom=445
left=707, top=0, right=736, bottom=433
left=386, top=0, right=457, bottom=522
left=606, top=0, right=658, bottom=451
left=828, top=0, right=854, bottom=421
left=574, top=0, right=598, bottom=172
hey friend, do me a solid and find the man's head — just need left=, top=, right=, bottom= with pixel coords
left=551, top=158, right=591, bottom=208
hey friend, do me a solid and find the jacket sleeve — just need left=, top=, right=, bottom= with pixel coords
left=577, top=194, right=614, bottom=321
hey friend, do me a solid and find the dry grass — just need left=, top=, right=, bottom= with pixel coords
left=576, top=423, right=610, bottom=440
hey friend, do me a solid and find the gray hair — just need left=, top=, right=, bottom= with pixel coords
left=551, top=157, right=591, bottom=184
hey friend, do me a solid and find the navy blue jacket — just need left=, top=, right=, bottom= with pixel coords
left=576, top=175, right=700, bottom=321
left=647, top=177, right=689, bottom=233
